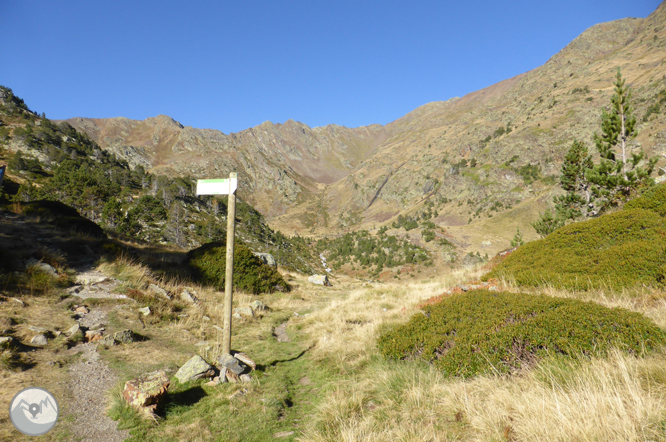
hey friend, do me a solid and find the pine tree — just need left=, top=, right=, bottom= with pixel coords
left=511, top=227, right=524, bottom=247
left=586, top=68, right=656, bottom=213
left=554, top=139, right=594, bottom=220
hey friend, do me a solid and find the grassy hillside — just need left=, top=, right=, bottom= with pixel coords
left=483, top=184, right=666, bottom=290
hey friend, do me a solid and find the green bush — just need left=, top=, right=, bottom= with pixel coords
left=377, top=290, right=665, bottom=378
left=187, top=241, right=289, bottom=294
left=624, top=183, right=666, bottom=216
left=485, top=208, right=666, bottom=290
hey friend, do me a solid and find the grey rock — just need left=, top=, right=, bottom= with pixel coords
left=233, top=352, right=256, bottom=371
left=308, top=274, right=331, bottom=286
left=240, top=374, right=252, bottom=383
left=233, top=307, right=254, bottom=317
left=0, top=337, right=13, bottom=348
left=66, top=324, right=80, bottom=336
left=75, top=273, right=108, bottom=285
left=31, top=334, right=48, bottom=346
left=149, top=283, right=171, bottom=300
left=249, top=300, right=266, bottom=313
left=28, top=325, right=49, bottom=333
left=217, top=353, right=247, bottom=375
left=26, top=258, right=57, bottom=276
left=232, top=313, right=242, bottom=319
left=175, top=355, right=214, bottom=383
left=253, top=252, right=277, bottom=267
left=180, top=289, right=199, bottom=304
left=138, top=306, right=151, bottom=316
left=113, top=329, right=135, bottom=344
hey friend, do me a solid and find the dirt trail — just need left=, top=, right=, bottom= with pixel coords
left=68, top=342, right=129, bottom=442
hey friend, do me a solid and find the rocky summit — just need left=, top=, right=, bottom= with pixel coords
left=63, top=3, right=666, bottom=256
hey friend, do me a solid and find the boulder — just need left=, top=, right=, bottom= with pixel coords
left=138, top=306, right=151, bottom=316
left=308, top=274, right=331, bottom=286
left=233, top=307, right=254, bottom=318
left=31, top=334, right=48, bottom=346
left=85, top=330, right=103, bottom=342
left=123, top=370, right=170, bottom=414
left=253, top=252, right=277, bottom=267
left=75, top=306, right=89, bottom=314
left=233, top=352, right=256, bottom=371
left=25, top=258, right=57, bottom=276
left=249, top=300, right=266, bottom=313
left=179, top=289, right=199, bottom=305
left=66, top=324, right=80, bottom=336
left=217, top=353, right=247, bottom=375
left=149, top=284, right=171, bottom=300
left=240, top=374, right=252, bottom=383
left=100, top=329, right=135, bottom=347
left=175, top=355, right=214, bottom=383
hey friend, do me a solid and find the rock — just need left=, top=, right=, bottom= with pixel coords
left=26, top=258, right=57, bottom=276
left=85, top=330, right=103, bottom=342
left=175, top=355, right=214, bottom=383
left=217, top=353, right=247, bottom=375
left=249, top=300, right=266, bottom=313
left=202, top=316, right=211, bottom=322
left=75, top=273, right=108, bottom=285
left=233, top=352, right=256, bottom=371
left=253, top=252, right=277, bottom=267
left=123, top=370, right=170, bottom=414
left=0, top=336, right=13, bottom=348
left=233, top=307, right=254, bottom=317
left=31, top=334, right=48, bottom=346
left=225, top=371, right=239, bottom=383
left=75, top=306, right=89, bottom=314
left=98, top=335, right=116, bottom=347
left=113, top=329, right=135, bottom=344
left=204, top=376, right=221, bottom=386
left=149, top=283, right=171, bottom=300
left=218, top=367, right=228, bottom=383
left=240, top=374, right=252, bottom=383
left=232, top=313, right=242, bottom=319
left=67, top=285, right=84, bottom=294
left=138, top=306, right=151, bottom=316
left=179, top=289, right=199, bottom=304
left=308, top=274, right=331, bottom=286
left=11, top=298, right=24, bottom=307
left=28, top=325, right=48, bottom=333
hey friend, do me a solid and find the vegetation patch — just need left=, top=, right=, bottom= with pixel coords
left=377, top=290, right=665, bottom=378
left=486, top=207, right=666, bottom=290
left=187, top=241, right=289, bottom=294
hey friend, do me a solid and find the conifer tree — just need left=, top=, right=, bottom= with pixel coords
left=585, top=68, right=656, bottom=213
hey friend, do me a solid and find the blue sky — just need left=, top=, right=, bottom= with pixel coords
left=0, top=1, right=661, bottom=133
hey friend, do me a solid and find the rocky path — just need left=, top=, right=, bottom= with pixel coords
left=66, top=272, right=131, bottom=441
left=68, top=342, right=129, bottom=442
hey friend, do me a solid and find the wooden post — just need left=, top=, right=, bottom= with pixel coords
left=222, top=172, right=237, bottom=355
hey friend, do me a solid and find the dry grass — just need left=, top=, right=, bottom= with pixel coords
left=296, top=267, right=666, bottom=441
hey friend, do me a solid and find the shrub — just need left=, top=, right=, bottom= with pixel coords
left=485, top=208, right=666, bottom=290
left=187, top=241, right=289, bottom=294
left=624, top=182, right=666, bottom=216
left=377, top=290, right=665, bottom=378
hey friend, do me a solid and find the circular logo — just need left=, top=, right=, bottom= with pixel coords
left=9, top=387, right=59, bottom=436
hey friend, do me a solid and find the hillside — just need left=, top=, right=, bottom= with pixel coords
left=62, top=2, right=666, bottom=258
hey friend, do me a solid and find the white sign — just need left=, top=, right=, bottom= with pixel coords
left=196, top=178, right=237, bottom=196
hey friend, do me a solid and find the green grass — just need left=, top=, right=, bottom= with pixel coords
left=108, top=309, right=336, bottom=442
left=484, top=207, right=666, bottom=291
left=377, top=290, right=666, bottom=378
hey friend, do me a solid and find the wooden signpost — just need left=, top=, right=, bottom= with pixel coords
left=196, top=173, right=238, bottom=355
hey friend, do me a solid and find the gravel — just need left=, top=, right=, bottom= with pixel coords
left=68, top=344, right=130, bottom=442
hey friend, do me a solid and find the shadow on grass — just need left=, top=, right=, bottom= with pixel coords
left=161, top=386, right=207, bottom=417
left=256, top=345, right=313, bottom=371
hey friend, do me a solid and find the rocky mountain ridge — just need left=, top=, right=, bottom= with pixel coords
left=64, top=2, right=666, bottom=256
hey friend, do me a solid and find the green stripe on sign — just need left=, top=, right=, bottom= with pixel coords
left=198, top=179, right=229, bottom=184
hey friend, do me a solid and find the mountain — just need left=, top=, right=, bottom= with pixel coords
left=63, top=3, right=666, bottom=256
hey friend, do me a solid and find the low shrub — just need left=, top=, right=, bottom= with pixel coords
left=484, top=208, right=666, bottom=290
left=377, top=290, right=665, bottom=378
left=624, top=183, right=666, bottom=216
left=187, top=241, right=289, bottom=294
